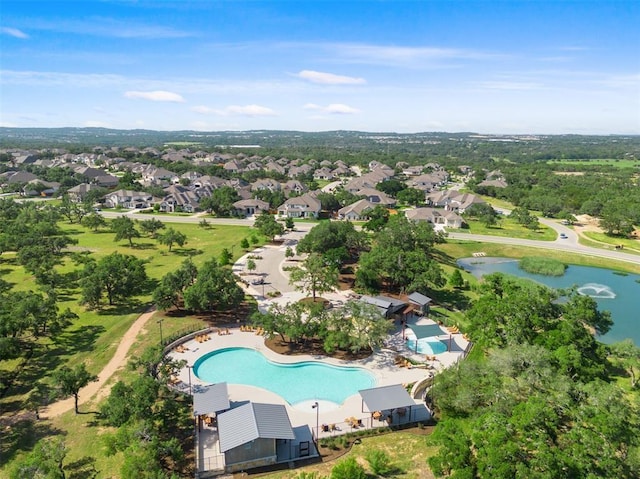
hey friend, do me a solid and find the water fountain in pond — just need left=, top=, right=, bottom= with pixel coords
left=577, top=283, right=616, bottom=299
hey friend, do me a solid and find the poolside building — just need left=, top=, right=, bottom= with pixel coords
left=217, top=402, right=297, bottom=473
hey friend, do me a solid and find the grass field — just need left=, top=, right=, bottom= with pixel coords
left=548, top=158, right=640, bottom=169
left=455, top=217, right=556, bottom=241
left=581, top=231, right=640, bottom=254
left=258, top=429, right=438, bottom=479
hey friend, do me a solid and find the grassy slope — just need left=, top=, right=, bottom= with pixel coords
left=456, top=217, right=556, bottom=241
left=0, top=220, right=260, bottom=476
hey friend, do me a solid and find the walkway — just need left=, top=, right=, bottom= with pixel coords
left=40, top=307, right=157, bottom=418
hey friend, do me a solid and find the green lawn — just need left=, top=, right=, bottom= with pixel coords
left=580, top=231, right=640, bottom=254
left=259, top=430, right=439, bottom=479
left=455, top=217, right=556, bottom=241
left=548, top=158, right=640, bottom=169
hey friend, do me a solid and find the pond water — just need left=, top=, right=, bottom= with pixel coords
left=457, top=257, right=640, bottom=345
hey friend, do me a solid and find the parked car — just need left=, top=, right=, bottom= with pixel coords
left=560, top=233, right=567, bottom=239
left=251, top=278, right=264, bottom=285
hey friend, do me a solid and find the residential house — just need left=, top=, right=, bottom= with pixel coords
left=104, top=189, right=154, bottom=209
left=23, top=179, right=60, bottom=197
left=277, top=192, right=321, bottom=218
left=355, top=187, right=396, bottom=206
left=405, top=207, right=464, bottom=229
left=233, top=198, right=270, bottom=217
left=425, top=190, right=485, bottom=214
left=313, top=167, right=335, bottom=181
left=159, top=185, right=200, bottom=213
left=337, top=199, right=377, bottom=221
left=282, top=180, right=307, bottom=197
left=251, top=178, right=281, bottom=193
left=67, top=183, right=103, bottom=203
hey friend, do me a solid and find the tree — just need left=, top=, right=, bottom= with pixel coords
left=608, top=339, right=640, bottom=388
left=449, top=269, right=464, bottom=289
left=285, top=216, right=295, bottom=230
left=52, top=363, right=97, bottom=414
left=296, top=221, right=368, bottom=265
left=219, top=247, right=232, bottom=266
left=396, top=187, right=425, bottom=206
left=152, top=258, right=198, bottom=310
left=200, top=185, right=240, bottom=216
left=285, top=246, right=295, bottom=260
left=289, top=253, right=339, bottom=301
left=246, top=258, right=257, bottom=274
left=138, top=218, right=165, bottom=238
left=111, top=215, right=140, bottom=246
left=356, top=215, right=444, bottom=293
left=363, top=205, right=390, bottom=232
left=81, top=252, right=148, bottom=307
left=240, top=237, right=250, bottom=250
left=183, top=260, right=244, bottom=312
left=330, top=456, right=366, bottom=479
left=157, top=227, right=186, bottom=252
left=323, top=300, right=392, bottom=354
left=10, top=438, right=68, bottom=479
left=82, top=212, right=106, bottom=231
left=253, top=211, right=285, bottom=241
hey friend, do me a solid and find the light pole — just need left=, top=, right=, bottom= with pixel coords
left=311, top=401, right=319, bottom=446
left=157, top=318, right=164, bottom=346
left=186, top=365, right=193, bottom=395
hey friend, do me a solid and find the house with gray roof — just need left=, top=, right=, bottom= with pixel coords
left=233, top=198, right=270, bottom=217
left=337, top=198, right=377, bottom=221
left=359, top=295, right=407, bottom=318
left=277, top=192, right=321, bottom=218
left=217, top=402, right=296, bottom=473
left=405, top=207, right=463, bottom=229
left=104, top=189, right=154, bottom=209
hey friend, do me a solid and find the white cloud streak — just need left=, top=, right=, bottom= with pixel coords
left=296, top=70, right=366, bottom=85
left=304, top=103, right=359, bottom=114
left=25, top=17, right=193, bottom=39
left=124, top=90, right=185, bottom=102
left=1, top=27, right=29, bottom=39
left=192, top=104, right=277, bottom=117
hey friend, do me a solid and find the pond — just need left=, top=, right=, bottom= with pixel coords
left=457, top=257, right=640, bottom=345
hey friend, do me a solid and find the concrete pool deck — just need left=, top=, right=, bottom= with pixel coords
left=168, top=315, right=468, bottom=429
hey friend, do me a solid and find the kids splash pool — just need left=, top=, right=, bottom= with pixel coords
left=193, top=347, right=375, bottom=406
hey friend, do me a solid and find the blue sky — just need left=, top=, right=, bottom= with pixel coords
left=1, top=1, right=639, bottom=134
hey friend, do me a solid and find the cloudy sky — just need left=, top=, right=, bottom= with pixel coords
left=1, top=0, right=639, bottom=134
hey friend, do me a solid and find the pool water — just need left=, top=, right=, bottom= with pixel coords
left=405, top=338, right=448, bottom=355
left=193, top=347, right=375, bottom=406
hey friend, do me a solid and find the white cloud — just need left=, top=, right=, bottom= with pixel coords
left=191, top=105, right=218, bottom=114
left=1, top=27, right=29, bottom=39
left=296, top=70, right=366, bottom=85
left=193, top=104, right=277, bottom=117
left=26, top=17, right=192, bottom=39
left=331, top=43, right=503, bottom=67
left=225, top=105, right=277, bottom=117
left=304, top=103, right=359, bottom=114
left=124, top=90, right=185, bottom=102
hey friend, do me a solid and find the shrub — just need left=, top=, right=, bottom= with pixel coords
left=366, top=449, right=393, bottom=476
left=519, top=256, right=567, bottom=276
left=330, top=456, right=366, bottom=479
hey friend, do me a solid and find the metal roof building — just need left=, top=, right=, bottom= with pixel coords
left=192, top=382, right=230, bottom=417
left=217, top=402, right=295, bottom=453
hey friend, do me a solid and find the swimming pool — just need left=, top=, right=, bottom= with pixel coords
left=193, top=347, right=376, bottom=406
left=405, top=338, right=447, bottom=355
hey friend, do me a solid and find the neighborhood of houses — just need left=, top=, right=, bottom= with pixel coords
left=0, top=147, right=507, bottom=229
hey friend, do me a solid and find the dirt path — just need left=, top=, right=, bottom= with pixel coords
left=41, top=307, right=157, bottom=418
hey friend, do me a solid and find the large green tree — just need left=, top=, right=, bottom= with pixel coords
left=183, top=259, right=244, bottom=312
left=52, top=363, right=98, bottom=414
left=80, top=252, right=148, bottom=307
left=289, top=253, right=339, bottom=301
left=253, top=211, right=285, bottom=240
left=111, top=215, right=141, bottom=246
